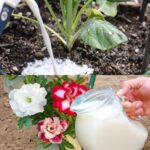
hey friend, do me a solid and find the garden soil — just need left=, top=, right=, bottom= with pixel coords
left=0, top=76, right=150, bottom=150
left=0, top=1, right=150, bottom=74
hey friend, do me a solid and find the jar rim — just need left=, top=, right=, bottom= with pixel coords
left=71, top=87, right=116, bottom=114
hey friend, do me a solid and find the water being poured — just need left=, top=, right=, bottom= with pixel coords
left=25, top=0, right=57, bottom=74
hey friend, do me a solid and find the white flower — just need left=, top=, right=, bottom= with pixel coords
left=9, top=83, right=47, bottom=117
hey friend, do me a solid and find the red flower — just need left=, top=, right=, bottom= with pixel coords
left=51, top=81, right=89, bottom=116
left=37, top=117, right=69, bottom=144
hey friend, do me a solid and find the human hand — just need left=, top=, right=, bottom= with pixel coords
left=117, top=77, right=150, bottom=119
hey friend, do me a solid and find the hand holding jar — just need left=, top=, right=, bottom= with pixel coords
left=71, top=87, right=148, bottom=150
left=117, top=77, right=150, bottom=119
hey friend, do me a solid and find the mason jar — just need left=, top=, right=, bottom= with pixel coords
left=71, top=87, right=148, bottom=150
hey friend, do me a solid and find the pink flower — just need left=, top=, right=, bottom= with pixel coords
left=37, top=117, right=69, bottom=144
left=52, top=81, right=89, bottom=116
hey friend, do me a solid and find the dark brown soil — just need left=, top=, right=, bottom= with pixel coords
left=0, top=1, right=150, bottom=75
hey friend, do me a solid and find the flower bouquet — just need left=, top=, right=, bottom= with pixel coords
left=7, top=75, right=94, bottom=150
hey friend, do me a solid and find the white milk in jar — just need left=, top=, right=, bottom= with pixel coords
left=71, top=87, right=148, bottom=150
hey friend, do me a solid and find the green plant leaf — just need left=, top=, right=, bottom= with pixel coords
left=85, top=8, right=104, bottom=20
left=37, top=140, right=52, bottom=148
left=101, top=2, right=118, bottom=17
left=75, top=75, right=85, bottom=84
left=64, top=122, right=76, bottom=138
left=25, top=117, right=33, bottom=128
left=96, top=0, right=129, bottom=17
left=61, top=75, right=70, bottom=82
left=59, top=143, right=66, bottom=150
left=6, top=75, right=17, bottom=80
left=80, top=18, right=128, bottom=50
left=24, top=76, right=35, bottom=84
left=43, top=143, right=52, bottom=148
left=18, top=117, right=33, bottom=129
left=63, top=139, right=74, bottom=149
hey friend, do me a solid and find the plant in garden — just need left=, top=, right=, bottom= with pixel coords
left=8, top=75, right=91, bottom=149
left=14, top=0, right=128, bottom=51
left=44, top=0, right=128, bottom=50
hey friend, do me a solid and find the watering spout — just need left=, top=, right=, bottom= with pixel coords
left=0, top=0, right=21, bottom=34
left=25, top=0, right=57, bottom=75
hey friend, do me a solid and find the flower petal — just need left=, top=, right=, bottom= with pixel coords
left=44, top=129, right=56, bottom=139
left=65, top=109, right=76, bottom=116
left=60, top=120, right=69, bottom=132
left=62, top=82, right=70, bottom=89
left=38, top=132, right=49, bottom=143
left=50, top=134, right=63, bottom=144
left=37, top=121, right=44, bottom=131
left=9, top=83, right=47, bottom=117
left=61, top=100, right=70, bottom=111
left=52, top=86, right=66, bottom=101
left=78, top=85, right=89, bottom=94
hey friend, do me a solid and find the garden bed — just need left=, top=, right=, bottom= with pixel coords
left=0, top=1, right=150, bottom=74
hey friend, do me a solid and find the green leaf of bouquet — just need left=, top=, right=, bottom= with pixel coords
left=43, top=143, right=52, bottom=148
left=80, top=18, right=128, bottom=50
left=59, top=143, right=66, bottom=150
left=61, top=75, right=70, bottom=82
left=25, top=117, right=33, bottom=128
left=63, top=139, right=74, bottom=149
left=31, top=112, right=46, bottom=125
left=35, top=76, right=48, bottom=87
left=65, top=124, right=75, bottom=137
left=6, top=75, right=17, bottom=80
left=18, top=118, right=24, bottom=129
left=24, top=76, right=35, bottom=84
left=18, top=117, right=33, bottom=129
left=75, top=75, right=85, bottom=84
left=37, top=140, right=52, bottom=149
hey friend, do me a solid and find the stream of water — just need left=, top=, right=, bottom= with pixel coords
left=25, top=0, right=57, bottom=74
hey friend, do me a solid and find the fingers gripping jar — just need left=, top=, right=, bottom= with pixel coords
left=71, top=87, right=148, bottom=150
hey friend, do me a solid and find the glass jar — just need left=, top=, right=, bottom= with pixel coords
left=3, top=76, right=25, bottom=93
left=37, top=144, right=59, bottom=150
left=71, top=87, right=148, bottom=150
